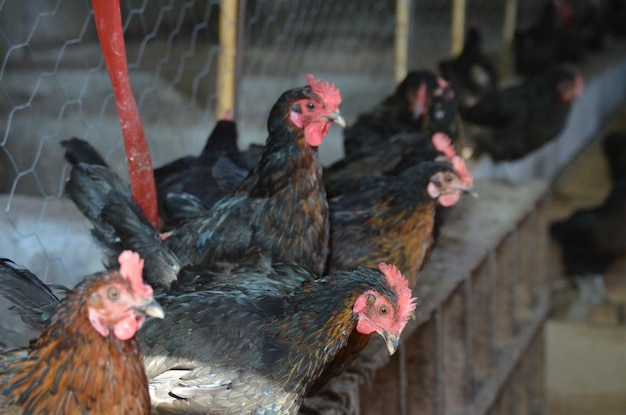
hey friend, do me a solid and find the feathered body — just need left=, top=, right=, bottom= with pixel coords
left=152, top=119, right=248, bottom=227
left=0, top=251, right=163, bottom=415
left=66, top=75, right=344, bottom=288
left=514, top=0, right=563, bottom=77
left=62, top=120, right=246, bottom=229
left=439, top=24, right=498, bottom=108
left=324, top=85, right=460, bottom=190
left=343, top=70, right=447, bottom=158
left=328, top=158, right=474, bottom=290
left=461, top=66, right=583, bottom=161
left=165, top=76, right=343, bottom=277
left=550, top=179, right=626, bottom=276
left=602, top=131, right=626, bottom=182
left=140, top=263, right=416, bottom=415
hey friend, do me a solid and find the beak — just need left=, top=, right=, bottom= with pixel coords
left=463, top=186, right=479, bottom=198
left=381, top=331, right=400, bottom=355
left=326, top=111, right=346, bottom=128
left=138, top=299, right=165, bottom=319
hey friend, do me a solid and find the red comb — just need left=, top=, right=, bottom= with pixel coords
left=118, top=250, right=153, bottom=297
left=306, top=74, right=342, bottom=110
left=436, top=77, right=450, bottom=89
left=432, top=133, right=456, bottom=160
left=378, top=262, right=417, bottom=333
left=452, top=156, right=474, bottom=186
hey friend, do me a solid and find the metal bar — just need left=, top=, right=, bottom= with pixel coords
left=217, top=0, right=238, bottom=119
left=450, top=0, right=466, bottom=56
left=395, top=0, right=410, bottom=82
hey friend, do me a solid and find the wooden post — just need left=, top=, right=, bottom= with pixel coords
left=451, top=0, right=466, bottom=56
left=500, top=0, right=518, bottom=82
left=217, top=0, right=238, bottom=119
left=395, top=0, right=410, bottom=83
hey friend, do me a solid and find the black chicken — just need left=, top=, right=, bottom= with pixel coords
left=323, top=85, right=460, bottom=188
left=549, top=179, right=626, bottom=279
left=62, top=118, right=246, bottom=229
left=342, top=70, right=450, bottom=158
left=602, top=131, right=626, bottom=182
left=439, top=24, right=498, bottom=109
left=461, top=66, right=583, bottom=161
left=513, top=0, right=587, bottom=78
left=152, top=118, right=247, bottom=227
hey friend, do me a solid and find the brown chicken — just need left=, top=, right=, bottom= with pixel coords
left=140, top=262, right=416, bottom=414
left=0, top=251, right=164, bottom=414
left=67, top=74, right=345, bottom=289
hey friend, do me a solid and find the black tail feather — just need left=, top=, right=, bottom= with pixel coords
left=0, top=259, right=61, bottom=331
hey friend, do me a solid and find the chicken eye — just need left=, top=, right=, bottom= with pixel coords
left=107, top=287, right=119, bottom=301
left=379, top=305, right=388, bottom=315
left=306, top=102, right=315, bottom=111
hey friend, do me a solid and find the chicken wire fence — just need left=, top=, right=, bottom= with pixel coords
left=0, top=0, right=547, bottom=331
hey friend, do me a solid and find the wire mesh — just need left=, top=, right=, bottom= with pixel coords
left=0, top=0, right=537, bottom=345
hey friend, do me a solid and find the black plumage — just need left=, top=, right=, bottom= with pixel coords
left=550, top=179, right=626, bottom=276
left=461, top=66, right=583, bottom=161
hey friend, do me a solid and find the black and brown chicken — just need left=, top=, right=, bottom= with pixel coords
left=140, top=262, right=417, bottom=414
left=66, top=74, right=345, bottom=289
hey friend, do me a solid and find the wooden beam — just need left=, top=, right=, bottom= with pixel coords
left=395, top=0, right=410, bottom=82
left=451, top=0, right=466, bottom=56
left=217, top=0, right=238, bottom=119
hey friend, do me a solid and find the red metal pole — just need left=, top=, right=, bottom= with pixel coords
left=91, top=0, right=159, bottom=227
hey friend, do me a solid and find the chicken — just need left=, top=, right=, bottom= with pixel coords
left=606, top=0, right=626, bottom=37
left=323, top=84, right=460, bottom=188
left=327, top=157, right=474, bottom=288
left=140, top=262, right=416, bottom=414
left=152, top=117, right=247, bottom=227
left=324, top=132, right=462, bottom=197
left=556, top=1, right=587, bottom=64
left=67, top=74, right=344, bottom=289
left=461, top=66, right=583, bottom=161
left=602, top=130, right=626, bottom=182
left=439, top=23, right=498, bottom=109
left=343, top=70, right=450, bottom=158
left=549, top=179, right=626, bottom=279
left=514, top=0, right=575, bottom=77
left=0, top=251, right=164, bottom=414
left=62, top=118, right=247, bottom=229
